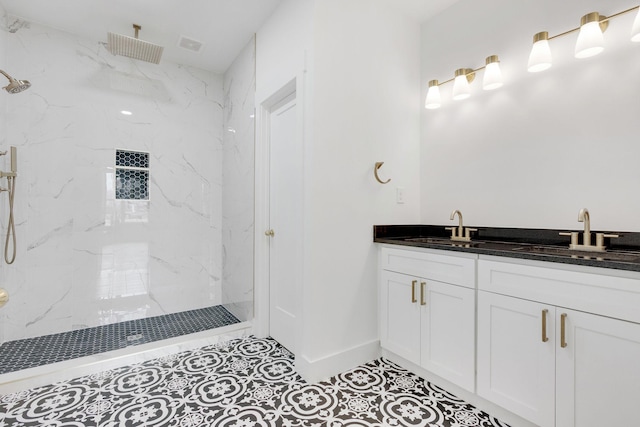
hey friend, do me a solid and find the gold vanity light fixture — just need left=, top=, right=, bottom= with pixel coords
left=482, top=55, right=503, bottom=90
left=452, top=68, right=474, bottom=100
left=528, top=5, right=640, bottom=72
left=424, top=80, right=441, bottom=109
left=424, top=55, right=502, bottom=109
left=575, top=12, right=607, bottom=58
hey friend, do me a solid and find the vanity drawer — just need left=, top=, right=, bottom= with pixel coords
left=478, top=257, right=640, bottom=323
left=380, top=246, right=476, bottom=288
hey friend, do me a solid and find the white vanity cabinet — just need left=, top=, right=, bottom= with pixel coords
left=477, top=257, right=640, bottom=427
left=379, top=246, right=477, bottom=392
left=477, top=291, right=556, bottom=426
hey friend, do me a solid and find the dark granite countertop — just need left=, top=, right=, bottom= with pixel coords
left=374, top=225, right=640, bottom=273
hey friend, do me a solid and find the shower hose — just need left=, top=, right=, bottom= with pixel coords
left=5, top=175, right=15, bottom=264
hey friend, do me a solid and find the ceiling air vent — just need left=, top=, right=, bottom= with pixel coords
left=178, top=36, right=203, bottom=53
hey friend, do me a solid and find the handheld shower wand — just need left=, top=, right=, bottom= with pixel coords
left=0, top=147, right=17, bottom=264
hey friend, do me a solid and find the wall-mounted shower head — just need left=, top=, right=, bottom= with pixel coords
left=0, top=70, right=30, bottom=94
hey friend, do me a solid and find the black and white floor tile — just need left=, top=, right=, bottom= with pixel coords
left=0, top=336, right=510, bottom=426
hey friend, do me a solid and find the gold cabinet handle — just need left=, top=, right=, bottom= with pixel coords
left=541, top=309, right=549, bottom=343
left=420, top=282, right=426, bottom=306
left=264, top=229, right=275, bottom=237
left=560, top=313, right=568, bottom=348
left=411, top=280, right=417, bottom=303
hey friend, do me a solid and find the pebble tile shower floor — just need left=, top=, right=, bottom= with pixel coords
left=0, top=305, right=240, bottom=374
left=0, top=336, right=511, bottom=427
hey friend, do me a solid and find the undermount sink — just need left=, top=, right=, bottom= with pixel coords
left=512, top=245, right=640, bottom=262
left=404, top=237, right=483, bottom=248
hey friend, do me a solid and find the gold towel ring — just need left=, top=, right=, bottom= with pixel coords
left=374, top=162, right=391, bottom=184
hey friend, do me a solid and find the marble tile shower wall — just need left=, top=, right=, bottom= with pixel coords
left=222, top=37, right=255, bottom=322
left=0, top=17, right=225, bottom=342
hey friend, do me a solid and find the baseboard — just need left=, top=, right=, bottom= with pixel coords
left=295, top=339, right=381, bottom=383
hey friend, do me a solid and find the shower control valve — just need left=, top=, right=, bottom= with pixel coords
left=0, top=288, right=8, bottom=308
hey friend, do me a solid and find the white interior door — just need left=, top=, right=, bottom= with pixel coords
left=267, top=92, right=301, bottom=352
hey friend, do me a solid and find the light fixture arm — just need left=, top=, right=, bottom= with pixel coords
left=600, top=5, right=639, bottom=24
left=544, top=5, right=639, bottom=41
left=434, top=66, right=481, bottom=87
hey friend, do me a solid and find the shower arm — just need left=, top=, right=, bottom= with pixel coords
left=0, top=70, right=16, bottom=84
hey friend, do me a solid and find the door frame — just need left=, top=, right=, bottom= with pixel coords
left=254, top=77, right=304, bottom=340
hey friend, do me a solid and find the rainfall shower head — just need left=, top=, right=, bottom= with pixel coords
left=107, top=24, right=164, bottom=64
left=0, top=70, right=31, bottom=94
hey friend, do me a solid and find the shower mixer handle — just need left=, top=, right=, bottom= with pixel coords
left=0, top=147, right=17, bottom=177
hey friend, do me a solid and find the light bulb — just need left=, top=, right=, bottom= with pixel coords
left=482, top=56, right=503, bottom=91
left=575, top=13, right=605, bottom=59
left=425, top=80, right=441, bottom=110
left=528, top=32, right=552, bottom=72
left=631, top=7, right=640, bottom=42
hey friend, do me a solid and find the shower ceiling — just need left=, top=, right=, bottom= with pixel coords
left=0, top=0, right=284, bottom=74
left=0, top=0, right=462, bottom=73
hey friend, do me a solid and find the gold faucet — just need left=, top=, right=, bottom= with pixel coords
left=578, top=208, right=591, bottom=246
left=445, top=209, right=477, bottom=242
left=451, top=209, right=463, bottom=237
left=560, top=208, right=619, bottom=252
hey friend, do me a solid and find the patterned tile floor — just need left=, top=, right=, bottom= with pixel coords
left=0, top=336, right=510, bottom=427
left=0, top=305, right=240, bottom=374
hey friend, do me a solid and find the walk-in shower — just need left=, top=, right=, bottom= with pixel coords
left=0, top=17, right=255, bottom=380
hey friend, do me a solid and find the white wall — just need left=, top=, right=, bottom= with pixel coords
left=255, top=0, right=421, bottom=381
left=2, top=18, right=224, bottom=341
left=222, top=37, right=256, bottom=322
left=421, top=0, right=640, bottom=231
left=256, top=0, right=314, bottom=104
left=302, top=0, right=421, bottom=380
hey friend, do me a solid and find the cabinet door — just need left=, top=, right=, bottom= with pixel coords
left=477, top=291, right=556, bottom=427
left=556, top=309, right=640, bottom=427
left=380, top=270, right=420, bottom=364
left=420, top=280, right=475, bottom=392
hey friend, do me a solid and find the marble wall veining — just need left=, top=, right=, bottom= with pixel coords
left=0, top=18, right=225, bottom=341
left=222, top=37, right=255, bottom=322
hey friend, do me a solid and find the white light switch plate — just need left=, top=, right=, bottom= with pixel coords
left=396, top=187, right=405, bottom=204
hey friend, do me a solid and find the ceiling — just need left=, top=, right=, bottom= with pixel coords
left=0, top=0, right=460, bottom=74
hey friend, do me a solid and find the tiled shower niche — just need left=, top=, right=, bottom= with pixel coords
left=115, top=149, right=150, bottom=200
